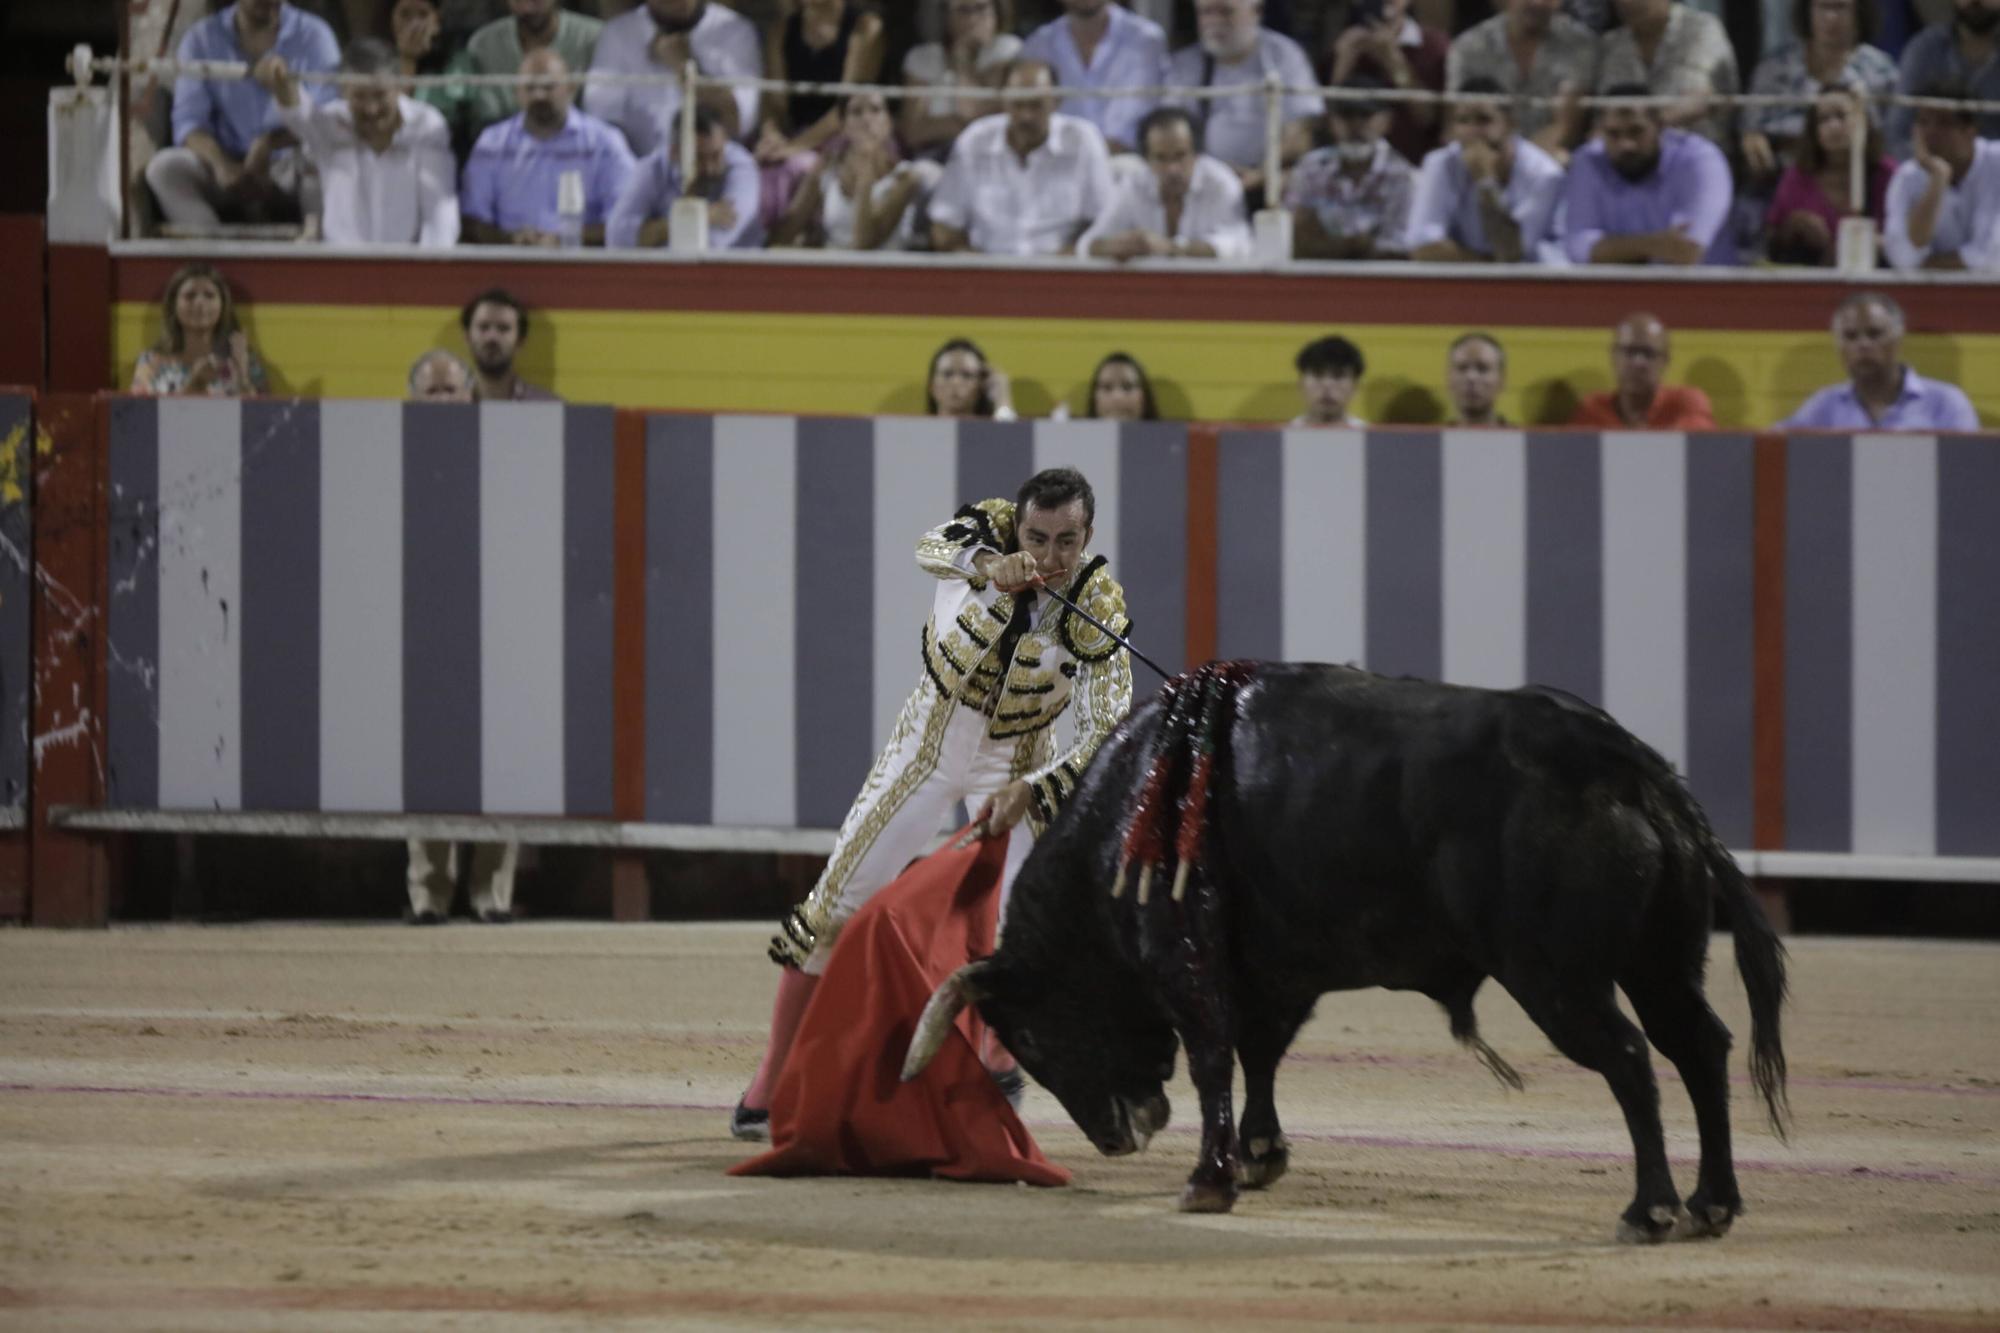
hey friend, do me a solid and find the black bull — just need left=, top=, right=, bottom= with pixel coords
left=905, top=662, right=1789, bottom=1242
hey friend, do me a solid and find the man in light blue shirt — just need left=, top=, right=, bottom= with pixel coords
left=146, top=0, right=340, bottom=228
left=461, top=49, right=636, bottom=246
left=1561, top=85, right=1735, bottom=266
left=607, top=105, right=763, bottom=249
left=1022, top=0, right=1169, bottom=153
left=1406, top=76, right=1565, bottom=263
left=1780, top=292, right=1981, bottom=431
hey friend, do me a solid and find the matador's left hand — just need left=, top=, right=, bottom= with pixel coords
left=973, top=780, right=1033, bottom=840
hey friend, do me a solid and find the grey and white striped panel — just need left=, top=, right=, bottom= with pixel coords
left=105, top=399, right=617, bottom=815
left=1214, top=428, right=1757, bottom=847
left=1785, top=432, right=2000, bottom=856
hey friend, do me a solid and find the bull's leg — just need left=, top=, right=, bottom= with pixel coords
left=1234, top=999, right=1314, bottom=1190
left=1505, top=979, right=1682, bottom=1243
left=1625, top=978, right=1741, bottom=1239
left=1145, top=876, right=1239, bottom=1214
left=1173, top=1021, right=1240, bottom=1213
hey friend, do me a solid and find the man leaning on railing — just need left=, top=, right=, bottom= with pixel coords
left=146, top=0, right=339, bottom=232
left=928, top=58, right=1115, bottom=255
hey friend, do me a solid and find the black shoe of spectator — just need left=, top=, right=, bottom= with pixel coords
left=476, top=908, right=514, bottom=924
left=408, top=909, right=444, bottom=926
left=730, top=1099, right=771, bottom=1142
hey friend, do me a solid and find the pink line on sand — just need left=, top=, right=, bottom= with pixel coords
left=6, top=1082, right=1995, bottom=1188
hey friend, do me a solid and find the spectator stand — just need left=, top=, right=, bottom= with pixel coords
left=65, top=42, right=2000, bottom=270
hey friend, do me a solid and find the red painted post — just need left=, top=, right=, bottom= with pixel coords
left=610, top=408, right=649, bottom=922
left=28, top=393, right=110, bottom=925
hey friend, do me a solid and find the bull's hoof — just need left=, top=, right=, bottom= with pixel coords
left=1672, top=1200, right=1739, bottom=1241
left=1178, top=1179, right=1238, bottom=1214
left=1615, top=1204, right=1685, bottom=1245
left=1238, top=1134, right=1290, bottom=1190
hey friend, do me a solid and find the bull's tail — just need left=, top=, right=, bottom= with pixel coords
left=1705, top=833, right=1791, bottom=1141
left=1112, top=662, right=1256, bottom=903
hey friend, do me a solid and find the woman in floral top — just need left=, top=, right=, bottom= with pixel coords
left=1742, top=0, right=1897, bottom=177
left=129, top=262, right=271, bottom=397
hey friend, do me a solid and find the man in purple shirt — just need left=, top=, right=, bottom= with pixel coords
left=1780, top=292, right=1981, bottom=431
left=1561, top=85, right=1735, bottom=267
left=146, top=0, right=340, bottom=229
left=606, top=105, right=763, bottom=249
left=461, top=48, right=636, bottom=246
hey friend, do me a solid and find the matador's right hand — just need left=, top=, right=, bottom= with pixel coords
left=974, top=549, right=1041, bottom=593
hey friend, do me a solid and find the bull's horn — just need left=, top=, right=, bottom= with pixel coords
left=1169, top=859, right=1192, bottom=903
left=1110, top=855, right=1129, bottom=899
left=900, top=960, right=993, bottom=1082
left=1135, top=864, right=1155, bottom=905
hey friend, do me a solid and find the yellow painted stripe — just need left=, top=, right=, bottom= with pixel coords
left=114, top=302, right=2000, bottom=428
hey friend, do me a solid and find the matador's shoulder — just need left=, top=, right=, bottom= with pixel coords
left=1057, top=557, right=1130, bottom=663
left=938, top=498, right=1016, bottom=553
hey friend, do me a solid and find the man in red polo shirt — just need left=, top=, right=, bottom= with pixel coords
left=1570, top=312, right=1716, bottom=429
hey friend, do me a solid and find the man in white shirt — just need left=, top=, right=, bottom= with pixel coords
left=583, top=0, right=762, bottom=159
left=256, top=40, right=459, bottom=246
left=1083, top=105, right=1251, bottom=259
left=930, top=60, right=1116, bottom=256
left=1164, top=0, right=1323, bottom=198
left=1883, top=87, right=2000, bottom=273
left=1021, top=0, right=1169, bottom=153
left=1406, top=76, right=1564, bottom=263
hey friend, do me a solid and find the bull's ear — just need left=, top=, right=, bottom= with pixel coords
left=900, top=959, right=994, bottom=1082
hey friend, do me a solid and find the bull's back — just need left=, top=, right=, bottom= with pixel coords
left=1215, top=664, right=1674, bottom=990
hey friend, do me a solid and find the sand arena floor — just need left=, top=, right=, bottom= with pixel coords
left=0, top=922, right=1995, bottom=1331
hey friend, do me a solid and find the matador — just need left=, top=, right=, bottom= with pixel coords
left=731, top=466, right=1134, bottom=1140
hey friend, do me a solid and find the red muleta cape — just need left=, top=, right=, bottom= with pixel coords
left=729, top=830, right=1070, bottom=1186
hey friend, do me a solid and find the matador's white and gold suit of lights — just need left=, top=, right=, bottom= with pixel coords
left=769, top=497, right=1135, bottom=973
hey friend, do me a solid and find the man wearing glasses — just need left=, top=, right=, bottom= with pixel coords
left=1568, top=312, right=1716, bottom=429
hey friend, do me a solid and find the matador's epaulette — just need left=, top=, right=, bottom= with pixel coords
left=938, top=498, right=1016, bottom=555
left=1056, top=556, right=1131, bottom=663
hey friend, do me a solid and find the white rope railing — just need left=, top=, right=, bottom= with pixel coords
left=68, top=42, right=2000, bottom=258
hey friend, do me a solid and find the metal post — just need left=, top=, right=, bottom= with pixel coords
left=679, top=58, right=700, bottom=187
left=1847, top=86, right=1865, bottom=216
left=1836, top=86, right=1875, bottom=272
left=1262, top=70, right=1283, bottom=206
left=669, top=58, right=709, bottom=252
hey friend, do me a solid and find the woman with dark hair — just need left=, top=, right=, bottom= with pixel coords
left=926, top=338, right=1016, bottom=420
left=1082, top=351, right=1161, bottom=421
left=1742, top=0, right=1896, bottom=177
left=769, top=91, right=942, bottom=250
left=1765, top=88, right=1894, bottom=265
left=756, top=0, right=887, bottom=164
left=900, top=0, right=1021, bottom=159
left=130, top=262, right=270, bottom=397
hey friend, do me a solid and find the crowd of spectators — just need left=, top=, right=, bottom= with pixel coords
left=129, top=257, right=1979, bottom=431
left=140, top=0, right=2000, bottom=269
